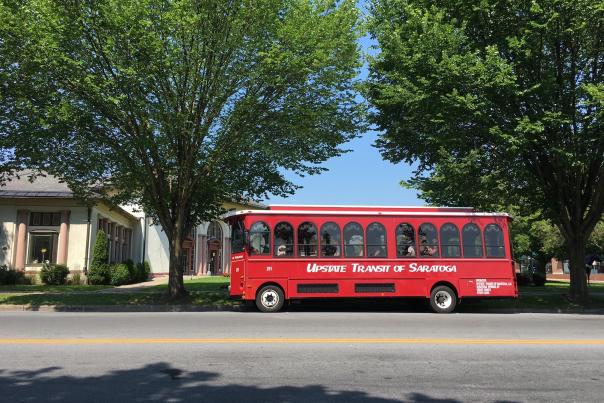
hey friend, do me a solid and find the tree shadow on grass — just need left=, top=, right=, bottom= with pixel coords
left=0, top=362, right=476, bottom=402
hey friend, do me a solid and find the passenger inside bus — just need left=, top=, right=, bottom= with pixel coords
left=397, top=230, right=416, bottom=257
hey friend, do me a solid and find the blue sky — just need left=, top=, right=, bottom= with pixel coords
left=265, top=131, right=423, bottom=206
left=265, top=15, right=424, bottom=207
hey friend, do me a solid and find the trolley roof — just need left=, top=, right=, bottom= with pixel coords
left=223, top=205, right=511, bottom=219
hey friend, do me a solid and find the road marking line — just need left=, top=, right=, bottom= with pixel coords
left=1, top=338, right=604, bottom=345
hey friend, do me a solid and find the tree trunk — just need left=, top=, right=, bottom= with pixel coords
left=567, top=237, right=589, bottom=304
left=167, top=230, right=188, bottom=298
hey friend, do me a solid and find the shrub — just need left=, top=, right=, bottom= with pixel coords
left=123, top=259, right=136, bottom=281
left=70, top=272, right=82, bottom=285
left=0, top=265, right=27, bottom=285
left=88, top=263, right=111, bottom=285
left=134, top=261, right=151, bottom=283
left=91, top=230, right=108, bottom=269
left=110, top=263, right=131, bottom=286
left=39, top=263, right=70, bottom=285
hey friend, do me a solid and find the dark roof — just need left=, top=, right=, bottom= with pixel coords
left=0, top=171, right=74, bottom=198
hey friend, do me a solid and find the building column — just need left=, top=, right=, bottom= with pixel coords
left=198, top=235, right=208, bottom=275
left=14, top=210, right=28, bottom=270
left=223, top=238, right=232, bottom=274
left=57, top=210, right=70, bottom=265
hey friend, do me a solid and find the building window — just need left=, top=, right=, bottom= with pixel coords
left=27, top=232, right=58, bottom=264
left=366, top=222, right=387, bottom=258
left=396, top=223, right=416, bottom=257
left=249, top=221, right=270, bottom=255
left=419, top=223, right=439, bottom=257
left=440, top=223, right=461, bottom=258
left=462, top=223, right=483, bottom=258
left=320, top=222, right=341, bottom=257
left=485, top=224, right=505, bottom=258
left=274, top=222, right=294, bottom=257
left=29, top=212, right=61, bottom=226
left=344, top=222, right=364, bottom=257
left=208, top=221, right=223, bottom=240
left=298, top=222, right=318, bottom=257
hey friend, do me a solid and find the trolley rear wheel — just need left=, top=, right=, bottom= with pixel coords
left=430, top=285, right=457, bottom=313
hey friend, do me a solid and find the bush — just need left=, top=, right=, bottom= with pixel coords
left=0, top=265, right=27, bottom=285
left=110, top=263, right=131, bottom=286
left=39, top=263, right=70, bottom=285
left=91, top=230, right=109, bottom=268
left=134, top=261, right=151, bottom=283
left=123, top=259, right=135, bottom=281
left=88, top=263, right=111, bottom=285
left=69, top=272, right=82, bottom=285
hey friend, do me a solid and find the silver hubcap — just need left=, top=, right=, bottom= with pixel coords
left=261, top=290, right=279, bottom=308
left=434, top=291, right=452, bottom=309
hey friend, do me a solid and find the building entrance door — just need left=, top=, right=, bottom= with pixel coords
left=207, top=238, right=222, bottom=275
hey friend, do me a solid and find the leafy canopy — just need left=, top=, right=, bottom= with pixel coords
left=367, top=0, right=604, bottom=300
left=1, top=0, right=363, bottom=234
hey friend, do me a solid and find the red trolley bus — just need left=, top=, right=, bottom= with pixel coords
left=226, top=205, right=517, bottom=313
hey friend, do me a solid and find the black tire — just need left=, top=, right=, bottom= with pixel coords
left=256, top=285, right=285, bottom=313
left=429, top=285, right=457, bottom=313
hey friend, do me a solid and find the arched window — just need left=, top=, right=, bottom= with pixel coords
left=419, top=223, right=439, bottom=257
left=440, top=223, right=461, bottom=258
left=208, top=221, right=223, bottom=240
left=320, top=222, right=341, bottom=257
left=484, top=224, right=505, bottom=258
left=249, top=221, right=270, bottom=255
left=344, top=222, right=364, bottom=257
left=366, top=222, right=387, bottom=258
left=273, top=222, right=294, bottom=257
left=298, top=222, right=318, bottom=256
left=396, top=223, right=416, bottom=257
left=462, top=223, right=483, bottom=258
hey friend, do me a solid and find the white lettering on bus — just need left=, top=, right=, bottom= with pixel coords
left=408, top=263, right=457, bottom=273
left=351, top=263, right=391, bottom=273
left=306, top=263, right=347, bottom=273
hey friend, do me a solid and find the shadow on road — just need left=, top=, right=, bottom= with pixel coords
left=0, top=362, right=486, bottom=402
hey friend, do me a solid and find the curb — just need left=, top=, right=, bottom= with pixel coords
left=0, top=304, right=603, bottom=314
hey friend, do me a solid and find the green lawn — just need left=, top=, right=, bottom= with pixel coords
left=462, top=294, right=604, bottom=312
left=0, top=291, right=234, bottom=307
left=0, top=284, right=114, bottom=293
left=151, top=276, right=230, bottom=293
left=519, top=280, right=604, bottom=295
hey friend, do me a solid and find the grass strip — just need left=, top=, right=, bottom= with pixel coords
left=0, top=284, right=114, bottom=293
left=0, top=292, right=234, bottom=307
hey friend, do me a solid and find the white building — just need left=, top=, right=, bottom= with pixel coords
left=0, top=172, right=263, bottom=276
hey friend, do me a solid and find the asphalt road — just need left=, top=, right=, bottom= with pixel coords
left=1, top=311, right=603, bottom=402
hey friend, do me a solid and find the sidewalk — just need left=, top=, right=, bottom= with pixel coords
left=94, top=277, right=169, bottom=294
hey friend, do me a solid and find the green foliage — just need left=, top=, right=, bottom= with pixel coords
left=1, top=0, right=363, bottom=297
left=87, top=264, right=112, bottom=285
left=39, top=263, right=69, bottom=285
left=133, top=262, right=151, bottom=283
left=69, top=272, right=82, bottom=286
left=91, top=231, right=109, bottom=268
left=110, top=264, right=131, bottom=286
left=367, top=0, right=604, bottom=301
left=0, top=266, right=26, bottom=285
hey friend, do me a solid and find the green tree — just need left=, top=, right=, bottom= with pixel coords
left=91, top=230, right=109, bottom=269
left=367, top=0, right=604, bottom=303
left=0, top=0, right=363, bottom=297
